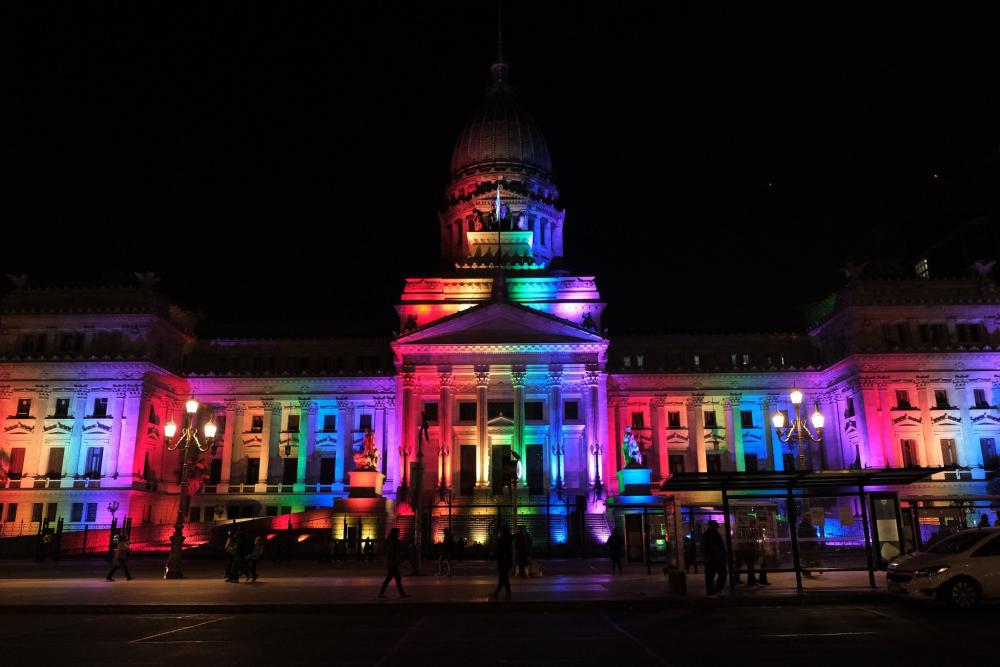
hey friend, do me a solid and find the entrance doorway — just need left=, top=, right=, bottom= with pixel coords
left=491, top=445, right=511, bottom=496
left=624, top=514, right=645, bottom=562
left=526, top=444, right=543, bottom=495
left=460, top=445, right=476, bottom=495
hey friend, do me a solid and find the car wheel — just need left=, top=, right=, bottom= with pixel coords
left=943, top=578, right=981, bottom=609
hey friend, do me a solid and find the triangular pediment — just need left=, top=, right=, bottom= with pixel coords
left=394, top=301, right=605, bottom=346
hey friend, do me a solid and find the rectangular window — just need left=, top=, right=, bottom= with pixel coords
left=422, top=401, right=439, bottom=423
left=706, top=454, right=722, bottom=473
left=895, top=390, right=912, bottom=409
left=319, top=457, right=336, bottom=485
left=32, top=503, right=43, bottom=523
left=703, top=410, right=718, bottom=428
left=487, top=402, right=514, bottom=420
left=667, top=411, right=682, bottom=429
left=282, top=458, right=297, bottom=485
left=458, top=402, right=477, bottom=422
left=250, top=415, right=264, bottom=433
left=92, top=398, right=108, bottom=418
left=940, top=439, right=958, bottom=469
left=668, top=454, right=685, bottom=475
left=636, top=354, right=644, bottom=368
left=744, top=453, right=759, bottom=472
left=623, top=355, right=631, bottom=368
left=3, top=503, right=16, bottom=522
left=973, top=389, right=989, bottom=408
left=693, top=354, right=701, bottom=368
left=900, top=439, right=918, bottom=467
left=844, top=397, right=856, bottom=418
left=742, top=353, right=750, bottom=367
left=189, top=506, right=202, bottom=523
left=981, top=438, right=997, bottom=471
left=915, top=258, right=930, bottom=279
left=525, top=401, right=544, bottom=421
left=45, top=503, right=57, bottom=521
left=322, top=414, right=337, bottom=431
left=563, top=401, right=579, bottom=421
left=631, top=412, right=645, bottom=429
left=783, top=453, right=796, bottom=471
left=933, top=390, right=949, bottom=409
left=46, top=448, right=64, bottom=478
left=85, top=503, right=97, bottom=522
left=208, top=459, right=222, bottom=485
left=286, top=414, right=300, bottom=432
left=15, top=398, right=31, bottom=417
left=71, top=503, right=83, bottom=522
left=7, top=448, right=25, bottom=480
left=148, top=404, right=159, bottom=425
left=54, top=398, right=70, bottom=418
left=740, top=410, right=754, bottom=429
left=359, top=414, right=372, bottom=431
left=245, top=458, right=260, bottom=484
left=85, top=447, right=103, bottom=478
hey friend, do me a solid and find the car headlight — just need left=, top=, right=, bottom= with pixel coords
left=913, top=565, right=950, bottom=577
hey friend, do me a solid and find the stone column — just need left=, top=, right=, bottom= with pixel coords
left=610, top=396, right=628, bottom=473
left=438, top=367, right=454, bottom=490
left=859, top=380, right=885, bottom=468
left=687, top=394, right=707, bottom=472
left=257, top=400, right=274, bottom=485
left=914, top=379, right=935, bottom=467
left=650, top=395, right=667, bottom=480
left=878, top=382, right=900, bottom=467
left=474, top=365, right=490, bottom=487
left=297, top=399, right=315, bottom=489
left=728, top=393, right=744, bottom=472
left=105, top=388, right=127, bottom=479
left=228, top=404, right=245, bottom=484
left=954, top=377, right=977, bottom=467
left=826, top=393, right=846, bottom=470
left=584, top=368, right=603, bottom=484
left=66, top=387, right=88, bottom=480
left=547, top=365, right=563, bottom=490
left=992, top=376, right=1000, bottom=411
left=119, top=387, right=149, bottom=481
left=336, top=396, right=355, bottom=484
left=26, top=388, right=50, bottom=482
left=511, top=365, right=527, bottom=486
left=763, top=395, right=779, bottom=470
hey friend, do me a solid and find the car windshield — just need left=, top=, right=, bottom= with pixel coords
left=926, top=530, right=986, bottom=554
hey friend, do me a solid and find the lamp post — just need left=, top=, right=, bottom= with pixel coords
left=554, top=442, right=565, bottom=501
left=163, top=398, right=216, bottom=579
left=398, top=442, right=411, bottom=502
left=771, top=389, right=824, bottom=471
left=590, top=443, right=604, bottom=501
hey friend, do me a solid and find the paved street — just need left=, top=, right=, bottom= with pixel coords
left=0, top=604, right=996, bottom=666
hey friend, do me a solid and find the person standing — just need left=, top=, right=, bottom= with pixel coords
left=701, top=520, right=727, bottom=596
left=438, top=528, right=455, bottom=576
left=733, top=521, right=758, bottom=586
left=489, top=525, right=513, bottom=600
left=607, top=527, right=624, bottom=574
left=378, top=528, right=408, bottom=599
left=105, top=537, right=133, bottom=581
left=224, top=531, right=238, bottom=582
left=245, top=536, right=264, bottom=582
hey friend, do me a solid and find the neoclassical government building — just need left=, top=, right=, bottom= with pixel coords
left=1, top=54, right=998, bottom=556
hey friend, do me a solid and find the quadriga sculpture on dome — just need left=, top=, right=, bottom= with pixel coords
left=353, top=428, right=380, bottom=472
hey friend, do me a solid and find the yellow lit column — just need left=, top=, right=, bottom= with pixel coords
left=438, top=367, right=454, bottom=489
left=475, top=365, right=490, bottom=487
left=26, top=389, right=50, bottom=484
left=688, top=394, right=707, bottom=472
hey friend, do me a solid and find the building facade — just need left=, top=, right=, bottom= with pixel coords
left=2, top=55, right=998, bottom=550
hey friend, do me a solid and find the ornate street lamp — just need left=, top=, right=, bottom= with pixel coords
left=771, top=389, right=824, bottom=471
left=162, top=398, right=216, bottom=579
left=554, top=442, right=565, bottom=500
left=590, top=442, right=604, bottom=501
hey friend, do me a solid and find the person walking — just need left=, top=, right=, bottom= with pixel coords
left=438, top=527, right=455, bottom=576
left=224, top=530, right=238, bottom=582
left=701, top=520, right=727, bottom=596
left=607, top=527, right=624, bottom=574
left=105, top=537, right=133, bottom=581
left=733, top=521, right=758, bottom=586
left=378, top=527, right=409, bottom=599
left=513, top=526, right=530, bottom=578
left=488, top=525, right=513, bottom=600
left=245, top=536, right=264, bottom=582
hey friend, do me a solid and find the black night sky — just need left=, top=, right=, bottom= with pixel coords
left=6, top=3, right=999, bottom=338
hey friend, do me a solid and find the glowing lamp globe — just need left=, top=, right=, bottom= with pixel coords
left=790, top=389, right=803, bottom=405
left=164, top=421, right=177, bottom=438
left=771, top=412, right=786, bottom=429
left=203, top=421, right=217, bottom=439
left=185, top=399, right=199, bottom=414
left=811, top=410, right=825, bottom=430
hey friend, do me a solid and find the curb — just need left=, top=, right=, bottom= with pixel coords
left=0, top=593, right=893, bottom=614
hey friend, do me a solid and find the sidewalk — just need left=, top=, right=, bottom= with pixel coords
left=0, top=558, right=889, bottom=612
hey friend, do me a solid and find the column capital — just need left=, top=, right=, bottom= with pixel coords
left=952, top=374, right=969, bottom=390
left=375, top=395, right=395, bottom=410
left=474, top=365, right=491, bottom=388
left=547, top=364, right=564, bottom=388
left=0, top=385, right=12, bottom=401
left=650, top=394, right=667, bottom=408
left=583, top=370, right=601, bottom=388
left=36, top=385, right=52, bottom=401
left=268, top=400, right=283, bottom=415
left=511, top=365, right=527, bottom=387
left=438, top=371, right=454, bottom=389
left=914, top=375, right=931, bottom=390
left=609, top=395, right=629, bottom=408
left=299, top=399, right=317, bottom=414
left=687, top=393, right=705, bottom=407
left=336, top=396, right=353, bottom=410
left=401, top=370, right=417, bottom=388
left=74, top=385, right=89, bottom=399
left=728, top=392, right=743, bottom=406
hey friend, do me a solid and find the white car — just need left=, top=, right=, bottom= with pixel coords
left=887, top=527, right=1000, bottom=608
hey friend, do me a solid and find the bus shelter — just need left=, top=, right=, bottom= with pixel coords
left=661, top=468, right=942, bottom=592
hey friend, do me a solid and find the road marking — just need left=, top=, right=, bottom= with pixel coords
left=764, top=631, right=879, bottom=638
left=600, top=613, right=669, bottom=666
left=374, top=615, right=426, bottom=667
left=129, top=616, right=231, bottom=643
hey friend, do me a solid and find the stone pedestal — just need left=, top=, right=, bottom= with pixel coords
left=331, top=470, right=394, bottom=547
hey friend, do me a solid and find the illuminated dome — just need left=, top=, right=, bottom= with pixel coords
left=449, top=60, right=552, bottom=178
